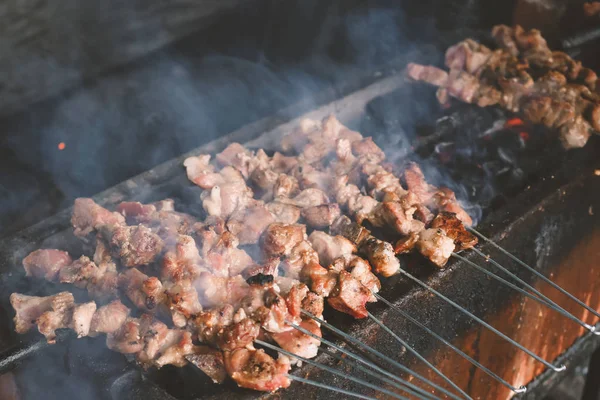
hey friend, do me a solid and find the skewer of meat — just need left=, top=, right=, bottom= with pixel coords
left=406, top=24, right=600, bottom=149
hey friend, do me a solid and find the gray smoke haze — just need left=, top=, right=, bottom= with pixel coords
left=0, top=1, right=517, bottom=398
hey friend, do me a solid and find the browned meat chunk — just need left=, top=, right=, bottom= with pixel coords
left=195, top=273, right=249, bottom=308
left=301, top=292, right=325, bottom=319
left=224, top=348, right=291, bottom=392
left=23, top=249, right=72, bottom=281
left=186, top=348, right=227, bottom=384
left=273, top=174, right=300, bottom=199
left=280, top=188, right=329, bottom=208
left=165, top=280, right=203, bottom=328
left=71, top=198, right=125, bottom=237
left=106, top=318, right=144, bottom=354
left=271, top=319, right=322, bottom=359
left=279, top=240, right=320, bottom=279
left=193, top=304, right=235, bottom=344
left=394, top=233, right=419, bottom=254
left=330, top=215, right=370, bottom=246
left=266, top=201, right=301, bottom=224
left=227, top=205, right=275, bottom=245
left=308, top=231, right=356, bottom=267
left=284, top=283, right=309, bottom=319
left=351, top=137, right=386, bottom=160
left=416, top=228, right=456, bottom=268
left=90, top=300, right=130, bottom=335
left=406, top=63, right=449, bottom=86
left=376, top=201, right=425, bottom=236
left=10, top=292, right=66, bottom=334
left=161, top=235, right=204, bottom=282
left=116, top=201, right=156, bottom=221
left=119, top=269, right=165, bottom=312
left=70, top=302, right=97, bottom=338
left=183, top=155, right=220, bottom=189
left=58, top=256, right=100, bottom=289
left=347, top=256, right=381, bottom=299
left=101, top=224, right=163, bottom=267
left=301, top=204, right=341, bottom=228
left=584, top=2, right=600, bottom=17
left=261, top=223, right=306, bottom=258
left=359, top=237, right=400, bottom=277
left=36, top=292, right=75, bottom=343
left=430, top=212, right=478, bottom=251
left=216, top=318, right=260, bottom=351
left=328, top=270, right=372, bottom=319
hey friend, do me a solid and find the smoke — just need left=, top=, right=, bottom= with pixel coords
left=0, top=1, right=519, bottom=398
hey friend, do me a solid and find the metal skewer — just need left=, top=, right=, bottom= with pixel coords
left=319, top=347, right=438, bottom=400
left=467, top=227, right=600, bottom=322
left=288, top=321, right=440, bottom=400
left=367, top=312, right=472, bottom=400
left=397, top=269, right=566, bottom=372
left=255, top=340, right=410, bottom=400
left=287, top=375, right=378, bottom=400
left=452, top=252, right=596, bottom=332
left=373, top=293, right=527, bottom=394
left=301, top=310, right=464, bottom=400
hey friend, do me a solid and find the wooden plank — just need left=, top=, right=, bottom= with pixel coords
left=0, top=0, right=250, bottom=117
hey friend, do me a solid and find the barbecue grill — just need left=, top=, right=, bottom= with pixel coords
left=1, top=1, right=599, bottom=399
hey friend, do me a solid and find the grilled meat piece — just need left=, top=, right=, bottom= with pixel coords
left=184, top=155, right=220, bottom=189
left=90, top=300, right=130, bottom=335
left=185, top=348, right=227, bottom=384
left=224, top=348, right=291, bottom=392
left=308, top=231, right=356, bottom=267
left=271, top=319, right=321, bottom=359
left=406, top=63, right=449, bottom=86
left=279, top=240, right=320, bottom=280
left=216, top=318, right=260, bottom=351
left=359, top=236, right=400, bottom=277
left=72, top=198, right=125, bottom=237
left=408, top=25, right=600, bottom=149
left=301, top=292, right=324, bottom=319
left=301, top=203, right=341, bottom=228
left=266, top=201, right=301, bottom=224
left=58, top=256, right=101, bottom=289
left=23, top=249, right=73, bottom=281
left=161, top=234, right=204, bottom=282
left=328, top=270, right=372, bottom=319
left=302, top=262, right=338, bottom=297
left=280, top=188, right=329, bottom=209
left=416, top=228, right=456, bottom=268
left=106, top=318, right=144, bottom=354
left=347, top=256, right=381, bottom=300
left=227, top=205, right=275, bottom=245
left=330, top=215, right=370, bottom=246
left=36, top=292, right=75, bottom=343
left=430, top=212, right=478, bottom=251
left=284, top=283, right=309, bottom=319
left=261, top=223, right=306, bottom=258
left=394, top=233, right=419, bottom=254
left=101, top=224, right=163, bottom=267
left=193, top=304, right=235, bottom=344
left=195, top=273, right=249, bottom=308
left=119, top=269, right=165, bottom=312
left=165, top=280, right=203, bottom=328
left=70, top=302, right=97, bottom=338
left=10, top=292, right=67, bottom=334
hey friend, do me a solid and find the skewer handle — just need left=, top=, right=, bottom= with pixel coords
left=0, top=329, right=75, bottom=374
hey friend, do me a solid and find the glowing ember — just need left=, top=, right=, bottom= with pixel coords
left=519, top=132, right=530, bottom=141
left=505, top=118, right=524, bottom=128
left=58, top=142, right=66, bottom=150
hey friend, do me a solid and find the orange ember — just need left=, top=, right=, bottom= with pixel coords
left=519, top=132, right=530, bottom=141
left=58, top=142, right=66, bottom=150
left=505, top=118, right=524, bottom=128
